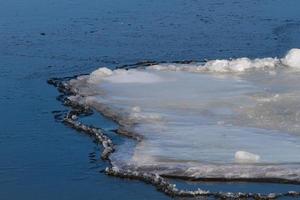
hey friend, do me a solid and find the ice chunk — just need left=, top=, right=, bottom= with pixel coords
left=88, top=67, right=113, bottom=84
left=68, top=49, right=300, bottom=181
left=132, top=106, right=141, bottom=112
left=235, top=151, right=260, bottom=163
left=281, top=48, right=300, bottom=68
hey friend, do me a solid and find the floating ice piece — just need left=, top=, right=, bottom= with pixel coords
left=67, top=48, right=300, bottom=181
left=88, top=67, right=113, bottom=83
left=235, top=151, right=260, bottom=163
left=132, top=106, right=141, bottom=112
left=281, top=48, right=300, bottom=68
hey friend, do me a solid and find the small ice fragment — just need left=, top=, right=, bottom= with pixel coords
left=234, top=151, right=260, bottom=163
left=88, top=67, right=113, bottom=83
left=281, top=48, right=300, bottom=68
left=132, top=106, right=141, bottom=112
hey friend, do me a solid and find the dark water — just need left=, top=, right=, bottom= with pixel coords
left=1, top=0, right=300, bottom=199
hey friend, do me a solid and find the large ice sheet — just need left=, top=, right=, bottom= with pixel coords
left=68, top=49, right=300, bottom=181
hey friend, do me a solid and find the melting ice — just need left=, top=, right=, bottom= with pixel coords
left=68, top=49, right=300, bottom=181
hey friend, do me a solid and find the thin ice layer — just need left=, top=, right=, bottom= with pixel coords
left=68, top=49, right=300, bottom=181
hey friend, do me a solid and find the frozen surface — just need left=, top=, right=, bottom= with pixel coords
left=68, top=49, right=300, bottom=181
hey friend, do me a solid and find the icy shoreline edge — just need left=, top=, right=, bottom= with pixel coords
left=47, top=68, right=300, bottom=199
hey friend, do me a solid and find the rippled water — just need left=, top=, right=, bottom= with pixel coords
left=1, top=0, right=300, bottom=199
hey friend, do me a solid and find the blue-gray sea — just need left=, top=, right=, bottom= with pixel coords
left=1, top=0, right=300, bottom=199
